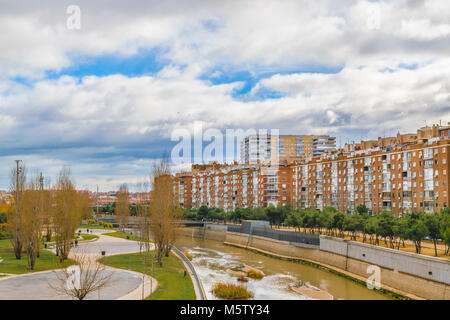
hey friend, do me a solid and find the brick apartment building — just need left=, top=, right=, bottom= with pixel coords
left=175, top=130, right=450, bottom=216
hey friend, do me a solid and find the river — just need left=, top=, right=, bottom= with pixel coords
left=176, top=236, right=392, bottom=300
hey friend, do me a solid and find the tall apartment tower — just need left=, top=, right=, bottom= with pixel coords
left=313, top=136, right=337, bottom=158
left=240, top=134, right=336, bottom=164
left=240, top=134, right=272, bottom=164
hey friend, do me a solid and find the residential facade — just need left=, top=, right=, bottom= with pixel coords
left=176, top=137, right=450, bottom=215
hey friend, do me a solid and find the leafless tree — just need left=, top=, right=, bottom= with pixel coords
left=49, top=249, right=114, bottom=300
left=53, top=168, right=81, bottom=262
left=116, top=184, right=130, bottom=231
left=135, top=181, right=152, bottom=254
left=7, top=163, right=27, bottom=259
left=149, top=155, right=178, bottom=266
left=77, top=190, right=93, bottom=221
left=21, top=173, right=44, bottom=270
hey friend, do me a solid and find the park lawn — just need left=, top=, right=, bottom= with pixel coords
left=100, top=251, right=196, bottom=300
left=105, top=231, right=143, bottom=242
left=0, top=239, right=75, bottom=274
left=79, top=233, right=99, bottom=241
left=78, top=224, right=113, bottom=230
left=45, top=233, right=98, bottom=243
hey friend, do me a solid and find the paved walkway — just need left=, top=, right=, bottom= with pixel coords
left=0, top=230, right=157, bottom=300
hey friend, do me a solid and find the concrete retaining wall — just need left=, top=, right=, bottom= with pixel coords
left=177, top=227, right=227, bottom=242
left=320, top=236, right=450, bottom=285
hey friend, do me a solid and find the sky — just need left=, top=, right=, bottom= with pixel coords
left=0, top=0, right=449, bottom=191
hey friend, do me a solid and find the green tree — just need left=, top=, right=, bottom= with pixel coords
left=198, top=205, right=209, bottom=220
left=423, top=213, right=441, bottom=256
left=439, top=208, right=450, bottom=254
left=266, top=204, right=285, bottom=226
left=406, top=212, right=429, bottom=254
left=393, top=217, right=409, bottom=249
left=356, top=204, right=369, bottom=215
left=378, top=211, right=395, bottom=248
left=365, top=216, right=379, bottom=245
left=332, top=211, right=345, bottom=237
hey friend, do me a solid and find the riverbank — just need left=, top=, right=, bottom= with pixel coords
left=223, top=241, right=411, bottom=300
left=177, top=227, right=450, bottom=300
left=176, top=235, right=391, bottom=300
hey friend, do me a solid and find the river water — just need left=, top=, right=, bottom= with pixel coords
left=176, top=236, right=392, bottom=300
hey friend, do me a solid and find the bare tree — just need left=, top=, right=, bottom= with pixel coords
left=49, top=249, right=113, bottom=300
left=53, top=168, right=81, bottom=262
left=149, top=155, right=178, bottom=266
left=42, top=186, right=54, bottom=242
left=77, top=190, right=93, bottom=222
left=7, top=162, right=26, bottom=259
left=116, top=184, right=129, bottom=231
left=21, top=174, right=44, bottom=270
left=135, top=181, right=152, bottom=254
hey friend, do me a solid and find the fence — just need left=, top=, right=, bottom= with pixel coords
left=227, top=224, right=320, bottom=246
left=171, top=245, right=207, bottom=300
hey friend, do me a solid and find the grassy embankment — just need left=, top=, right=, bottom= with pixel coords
left=0, top=239, right=75, bottom=274
left=100, top=250, right=195, bottom=300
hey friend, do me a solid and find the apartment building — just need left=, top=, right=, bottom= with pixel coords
left=345, top=123, right=450, bottom=153
left=240, top=134, right=336, bottom=164
left=176, top=137, right=450, bottom=216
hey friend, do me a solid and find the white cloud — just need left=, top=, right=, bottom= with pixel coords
left=0, top=0, right=449, bottom=189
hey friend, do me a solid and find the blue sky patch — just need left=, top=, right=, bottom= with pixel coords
left=47, top=48, right=171, bottom=79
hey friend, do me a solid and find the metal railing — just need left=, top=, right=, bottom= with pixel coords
left=171, top=245, right=207, bottom=300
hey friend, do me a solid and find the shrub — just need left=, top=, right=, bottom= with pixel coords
left=211, top=282, right=254, bottom=300
left=183, top=250, right=193, bottom=261
left=0, top=230, right=9, bottom=239
left=246, top=269, right=264, bottom=280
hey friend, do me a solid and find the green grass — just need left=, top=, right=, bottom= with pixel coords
left=0, top=239, right=75, bottom=274
left=45, top=233, right=98, bottom=243
left=79, top=234, right=99, bottom=241
left=212, top=282, right=254, bottom=300
left=78, top=224, right=113, bottom=230
left=247, top=269, right=264, bottom=280
left=100, top=251, right=196, bottom=300
left=105, top=231, right=143, bottom=242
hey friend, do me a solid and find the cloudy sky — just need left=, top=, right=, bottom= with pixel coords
left=0, top=0, right=449, bottom=191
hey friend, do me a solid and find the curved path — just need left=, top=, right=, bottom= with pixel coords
left=0, top=230, right=157, bottom=300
